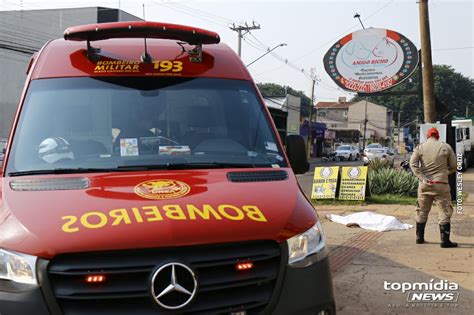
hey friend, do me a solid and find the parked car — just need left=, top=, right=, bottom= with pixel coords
left=383, top=147, right=395, bottom=155
left=363, top=147, right=395, bottom=166
left=0, top=138, right=6, bottom=164
left=335, top=144, right=360, bottom=161
left=363, top=143, right=382, bottom=154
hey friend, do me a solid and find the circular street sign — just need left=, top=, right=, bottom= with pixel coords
left=323, top=28, right=419, bottom=93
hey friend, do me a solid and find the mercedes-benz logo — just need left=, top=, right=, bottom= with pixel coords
left=150, top=262, right=197, bottom=310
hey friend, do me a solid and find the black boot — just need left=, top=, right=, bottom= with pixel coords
left=416, top=222, right=426, bottom=244
left=440, top=224, right=458, bottom=248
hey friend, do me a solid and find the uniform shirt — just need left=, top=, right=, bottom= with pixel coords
left=409, top=138, right=457, bottom=183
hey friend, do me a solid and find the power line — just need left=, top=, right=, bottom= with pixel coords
left=229, top=22, right=261, bottom=57
left=0, top=0, right=97, bottom=30
left=243, top=35, right=267, bottom=52
left=290, top=0, right=396, bottom=64
left=166, top=1, right=236, bottom=24
left=242, top=37, right=267, bottom=52
left=150, top=0, right=229, bottom=28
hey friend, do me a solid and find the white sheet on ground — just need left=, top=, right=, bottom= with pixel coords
left=327, top=211, right=413, bottom=232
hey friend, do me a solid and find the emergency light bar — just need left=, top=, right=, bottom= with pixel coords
left=64, top=21, right=220, bottom=45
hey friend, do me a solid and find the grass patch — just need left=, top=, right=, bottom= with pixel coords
left=368, top=194, right=417, bottom=205
left=312, top=194, right=417, bottom=206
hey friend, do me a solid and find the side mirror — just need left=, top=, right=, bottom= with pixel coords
left=286, top=135, right=309, bottom=174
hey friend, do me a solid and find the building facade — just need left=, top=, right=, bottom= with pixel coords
left=263, top=94, right=301, bottom=143
left=348, top=101, right=393, bottom=143
left=316, top=98, right=393, bottom=146
left=0, top=7, right=141, bottom=138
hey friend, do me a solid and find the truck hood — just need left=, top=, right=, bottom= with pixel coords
left=0, top=169, right=316, bottom=259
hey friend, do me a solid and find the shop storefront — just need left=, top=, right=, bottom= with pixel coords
left=300, top=121, right=326, bottom=158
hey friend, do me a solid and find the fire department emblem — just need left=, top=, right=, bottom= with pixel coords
left=134, top=179, right=190, bottom=200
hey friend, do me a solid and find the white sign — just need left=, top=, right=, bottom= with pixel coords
left=324, top=28, right=418, bottom=93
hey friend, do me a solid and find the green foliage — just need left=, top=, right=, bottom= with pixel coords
left=367, top=158, right=392, bottom=171
left=256, top=82, right=312, bottom=117
left=351, top=65, right=473, bottom=123
left=366, top=194, right=417, bottom=205
left=368, top=168, right=418, bottom=196
left=312, top=194, right=416, bottom=205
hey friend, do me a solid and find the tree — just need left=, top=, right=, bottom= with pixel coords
left=256, top=83, right=312, bottom=118
left=351, top=65, right=473, bottom=124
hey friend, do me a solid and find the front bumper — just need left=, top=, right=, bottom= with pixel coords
left=0, top=260, right=60, bottom=315
left=271, top=256, right=335, bottom=315
left=335, top=153, right=350, bottom=159
left=0, top=287, right=50, bottom=315
left=0, top=255, right=335, bottom=315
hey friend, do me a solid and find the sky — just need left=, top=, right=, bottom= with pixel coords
left=1, top=0, right=472, bottom=102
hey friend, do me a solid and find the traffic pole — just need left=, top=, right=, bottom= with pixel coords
left=398, top=111, right=401, bottom=149
left=419, top=0, right=436, bottom=123
left=307, top=78, right=316, bottom=159
left=362, top=100, right=368, bottom=149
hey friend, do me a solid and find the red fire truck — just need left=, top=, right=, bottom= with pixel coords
left=0, top=21, right=335, bottom=315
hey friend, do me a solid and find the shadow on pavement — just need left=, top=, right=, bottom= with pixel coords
left=329, top=245, right=474, bottom=315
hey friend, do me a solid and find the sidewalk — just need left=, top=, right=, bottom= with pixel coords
left=315, top=168, right=474, bottom=314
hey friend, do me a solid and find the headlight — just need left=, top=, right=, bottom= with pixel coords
left=0, top=248, right=38, bottom=285
left=287, top=220, right=328, bottom=268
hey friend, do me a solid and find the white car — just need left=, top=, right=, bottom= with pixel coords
left=363, top=147, right=394, bottom=167
left=363, top=143, right=383, bottom=154
left=0, top=139, right=6, bottom=164
left=335, top=145, right=360, bottom=161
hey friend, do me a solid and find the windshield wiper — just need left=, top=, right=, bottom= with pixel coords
left=117, top=162, right=268, bottom=170
left=8, top=163, right=273, bottom=177
left=8, top=168, right=122, bottom=177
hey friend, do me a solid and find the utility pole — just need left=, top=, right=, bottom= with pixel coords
left=229, top=22, right=260, bottom=57
left=398, top=111, right=401, bottom=149
left=362, top=100, right=368, bottom=149
left=306, top=69, right=317, bottom=159
left=419, top=0, right=436, bottom=123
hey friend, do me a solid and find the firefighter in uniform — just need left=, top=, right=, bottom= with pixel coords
left=409, top=127, right=458, bottom=248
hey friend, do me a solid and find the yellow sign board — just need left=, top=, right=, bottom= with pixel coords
left=338, top=166, right=369, bottom=201
left=311, top=166, right=339, bottom=199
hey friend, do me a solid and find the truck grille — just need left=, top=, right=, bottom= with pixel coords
left=47, top=241, right=282, bottom=314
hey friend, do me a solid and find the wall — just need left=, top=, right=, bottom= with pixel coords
left=284, top=94, right=301, bottom=136
left=0, top=8, right=141, bottom=139
left=316, top=108, right=349, bottom=129
left=348, top=101, right=391, bottom=140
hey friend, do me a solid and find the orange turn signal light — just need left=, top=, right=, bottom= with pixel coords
left=236, top=262, right=254, bottom=271
left=85, top=275, right=106, bottom=283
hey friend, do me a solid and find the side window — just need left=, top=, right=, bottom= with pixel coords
left=466, top=128, right=470, bottom=140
